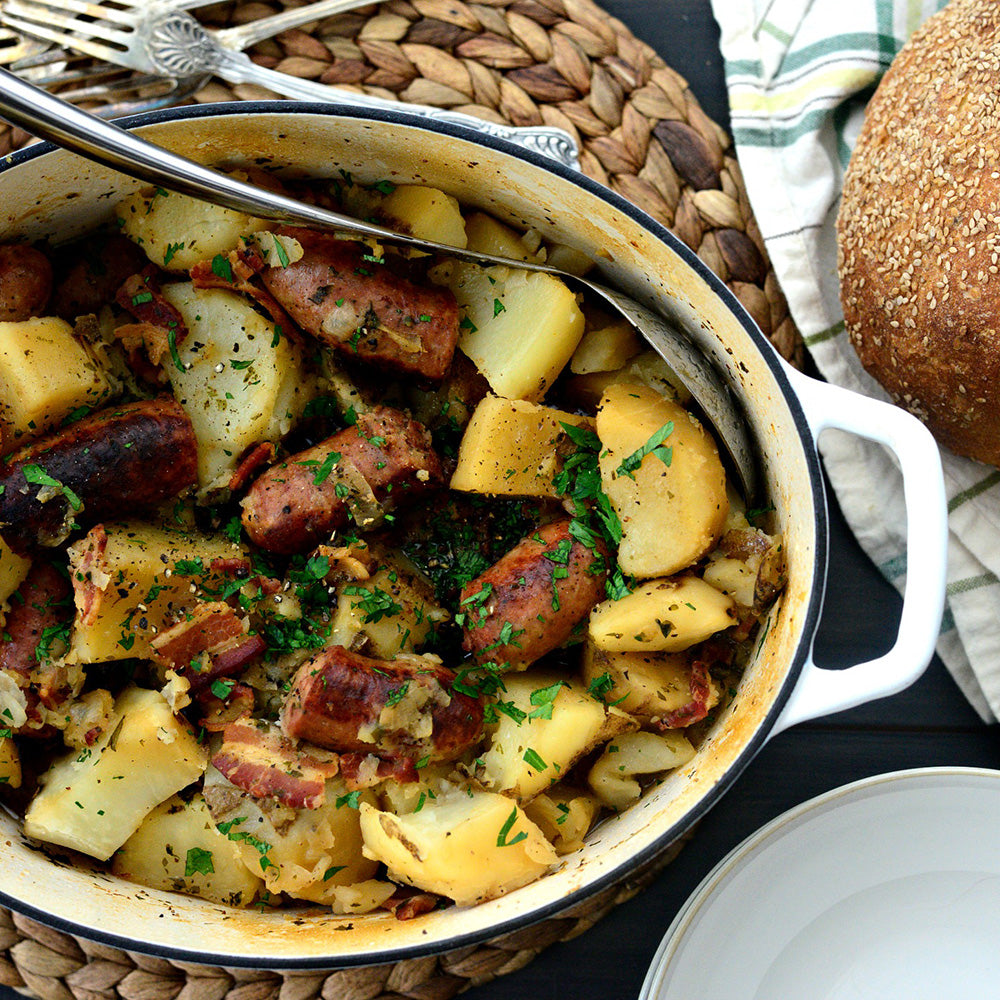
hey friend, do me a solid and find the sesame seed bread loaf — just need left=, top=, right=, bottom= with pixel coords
left=837, top=0, right=1000, bottom=467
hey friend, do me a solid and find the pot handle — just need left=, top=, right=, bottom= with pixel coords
left=769, top=366, right=948, bottom=736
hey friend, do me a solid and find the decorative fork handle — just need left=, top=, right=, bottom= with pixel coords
left=143, top=10, right=581, bottom=170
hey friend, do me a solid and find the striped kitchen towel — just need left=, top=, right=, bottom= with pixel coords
left=709, top=0, right=1000, bottom=721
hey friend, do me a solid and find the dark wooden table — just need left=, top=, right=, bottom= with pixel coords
left=1, top=4, right=996, bottom=1000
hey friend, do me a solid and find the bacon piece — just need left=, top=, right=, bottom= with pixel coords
left=260, top=227, right=459, bottom=380
left=189, top=241, right=297, bottom=334
left=282, top=646, right=483, bottom=764
left=659, top=660, right=713, bottom=729
left=382, top=887, right=444, bottom=920
left=112, top=321, right=173, bottom=370
left=228, top=441, right=277, bottom=492
left=68, top=524, right=108, bottom=628
left=0, top=560, right=74, bottom=736
left=338, top=752, right=417, bottom=788
left=150, top=601, right=264, bottom=695
left=212, top=719, right=340, bottom=808
left=151, top=602, right=244, bottom=667
left=116, top=271, right=188, bottom=343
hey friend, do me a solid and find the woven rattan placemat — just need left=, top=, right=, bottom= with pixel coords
left=0, top=1, right=801, bottom=995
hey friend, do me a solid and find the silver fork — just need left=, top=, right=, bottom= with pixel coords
left=0, top=0, right=388, bottom=118
left=0, top=0, right=581, bottom=168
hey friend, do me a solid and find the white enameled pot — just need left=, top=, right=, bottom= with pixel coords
left=0, top=103, right=948, bottom=968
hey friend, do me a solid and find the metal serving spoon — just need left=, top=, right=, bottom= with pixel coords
left=0, top=67, right=758, bottom=501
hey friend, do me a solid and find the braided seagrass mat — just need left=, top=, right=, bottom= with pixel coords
left=0, top=1, right=802, bottom=996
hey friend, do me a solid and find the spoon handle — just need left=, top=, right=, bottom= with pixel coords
left=0, top=66, right=758, bottom=500
left=0, top=66, right=555, bottom=271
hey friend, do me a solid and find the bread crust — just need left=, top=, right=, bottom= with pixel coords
left=837, top=0, right=1000, bottom=466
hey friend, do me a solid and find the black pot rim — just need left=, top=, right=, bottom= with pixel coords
left=0, top=100, right=828, bottom=969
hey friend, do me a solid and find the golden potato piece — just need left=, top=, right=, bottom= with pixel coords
left=450, top=394, right=592, bottom=498
left=481, top=672, right=632, bottom=803
left=581, top=643, right=720, bottom=723
left=589, top=576, right=735, bottom=653
left=570, top=317, right=643, bottom=374
left=0, top=736, right=20, bottom=790
left=161, top=282, right=313, bottom=493
left=24, top=686, right=208, bottom=861
left=67, top=520, right=247, bottom=663
left=382, top=185, right=467, bottom=249
left=359, top=790, right=557, bottom=905
left=116, top=184, right=268, bottom=272
left=464, top=212, right=540, bottom=261
left=0, top=316, right=112, bottom=445
left=523, top=788, right=600, bottom=855
left=588, top=730, right=695, bottom=810
left=113, top=793, right=263, bottom=907
left=597, top=382, right=727, bottom=578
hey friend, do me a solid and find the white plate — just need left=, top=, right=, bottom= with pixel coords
left=641, top=767, right=1000, bottom=1000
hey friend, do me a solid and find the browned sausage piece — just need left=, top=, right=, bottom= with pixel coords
left=0, top=244, right=52, bottom=322
left=0, top=560, right=73, bottom=736
left=460, top=518, right=608, bottom=669
left=241, top=405, right=442, bottom=554
left=0, top=397, right=198, bottom=554
left=282, top=645, right=484, bottom=763
left=50, top=234, right=146, bottom=321
left=260, top=227, right=460, bottom=380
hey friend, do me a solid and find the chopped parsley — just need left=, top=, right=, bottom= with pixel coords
left=343, top=584, right=402, bottom=624
left=616, top=421, right=674, bottom=480
left=163, top=241, right=185, bottom=265
left=22, top=464, right=82, bottom=511
left=496, top=806, right=528, bottom=847
left=211, top=254, right=234, bottom=283
left=184, top=847, right=215, bottom=877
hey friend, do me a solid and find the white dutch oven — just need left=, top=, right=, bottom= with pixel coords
left=0, top=103, right=948, bottom=967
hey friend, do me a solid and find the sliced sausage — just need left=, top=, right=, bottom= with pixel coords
left=460, top=518, right=608, bottom=669
left=241, top=405, right=442, bottom=553
left=0, top=244, right=52, bottom=322
left=0, top=397, right=198, bottom=554
left=50, top=234, right=146, bottom=321
left=282, top=645, right=483, bottom=763
left=0, top=560, right=73, bottom=735
left=260, top=227, right=459, bottom=380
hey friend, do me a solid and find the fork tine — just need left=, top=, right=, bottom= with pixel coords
left=2, top=3, right=134, bottom=47
left=0, top=14, right=132, bottom=64
left=0, top=26, right=51, bottom=63
left=4, top=0, right=137, bottom=27
left=18, top=58, right=124, bottom=86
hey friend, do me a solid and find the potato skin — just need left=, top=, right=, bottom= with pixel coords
left=460, top=517, right=607, bottom=669
left=0, top=244, right=52, bottom=322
